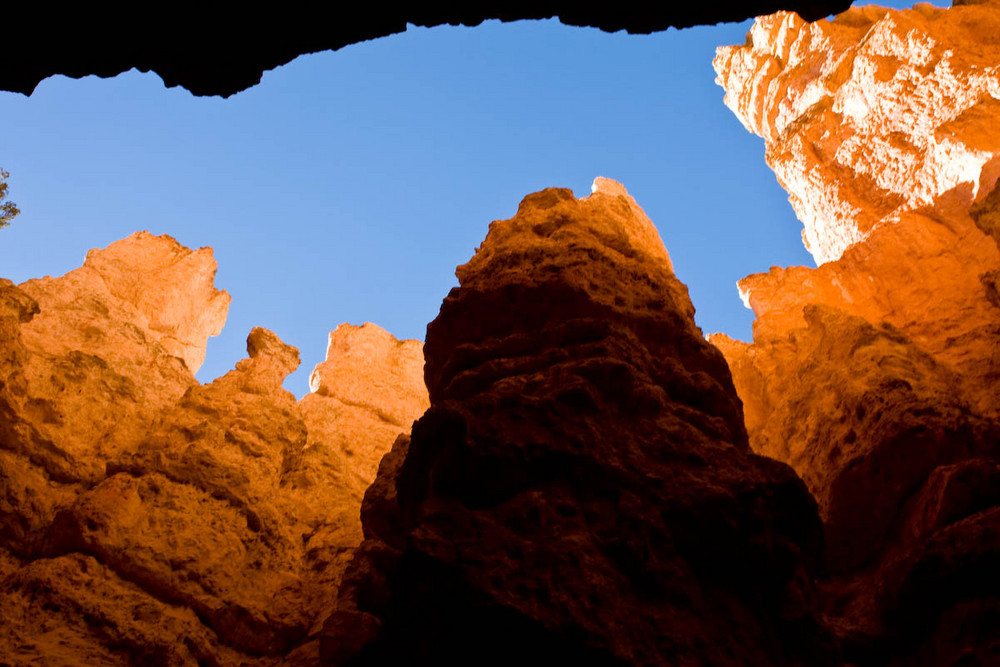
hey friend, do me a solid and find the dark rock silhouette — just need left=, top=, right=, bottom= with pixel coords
left=325, top=178, right=827, bottom=666
left=1, top=2, right=851, bottom=97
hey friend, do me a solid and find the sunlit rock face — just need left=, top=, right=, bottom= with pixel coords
left=1, top=232, right=225, bottom=547
left=715, top=1, right=1000, bottom=265
left=324, top=179, right=826, bottom=666
left=0, top=234, right=427, bottom=665
left=295, top=322, right=429, bottom=634
left=714, top=2, right=1000, bottom=662
left=75, top=231, right=231, bottom=373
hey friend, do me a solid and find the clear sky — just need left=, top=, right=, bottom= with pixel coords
left=0, top=1, right=935, bottom=395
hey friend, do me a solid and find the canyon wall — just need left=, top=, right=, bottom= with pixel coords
left=6, top=3, right=1000, bottom=664
left=713, top=1, right=1000, bottom=662
left=0, top=232, right=427, bottom=665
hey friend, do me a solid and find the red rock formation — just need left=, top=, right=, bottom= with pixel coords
left=1, top=232, right=226, bottom=557
left=713, top=2, right=1000, bottom=662
left=325, top=178, right=825, bottom=666
left=9, top=4, right=1000, bottom=658
left=715, top=1, right=1000, bottom=265
left=0, top=233, right=427, bottom=665
left=304, top=322, right=428, bottom=484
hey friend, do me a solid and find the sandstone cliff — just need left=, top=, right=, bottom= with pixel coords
left=715, top=1, right=1000, bottom=265
left=323, top=178, right=826, bottom=666
left=713, top=2, right=1000, bottom=662
left=0, top=232, right=427, bottom=665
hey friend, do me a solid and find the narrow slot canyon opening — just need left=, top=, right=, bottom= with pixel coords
left=0, top=16, right=817, bottom=396
left=5, top=1, right=1000, bottom=665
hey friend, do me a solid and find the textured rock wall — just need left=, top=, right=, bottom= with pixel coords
left=715, top=1, right=1000, bottom=265
left=8, top=3, right=1000, bottom=661
left=324, top=178, right=826, bottom=666
left=0, top=232, right=427, bottom=665
left=713, top=2, right=1000, bottom=662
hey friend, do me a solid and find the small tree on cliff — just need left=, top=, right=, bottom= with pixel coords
left=0, top=169, right=20, bottom=229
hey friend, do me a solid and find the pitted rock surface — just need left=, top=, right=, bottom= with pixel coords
left=327, top=179, right=825, bottom=666
left=0, top=234, right=427, bottom=665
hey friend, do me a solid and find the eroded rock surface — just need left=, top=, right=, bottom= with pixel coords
left=713, top=2, right=1000, bottom=662
left=1, top=232, right=226, bottom=556
left=0, top=233, right=427, bottom=665
left=716, top=1, right=1000, bottom=265
left=325, top=178, right=825, bottom=666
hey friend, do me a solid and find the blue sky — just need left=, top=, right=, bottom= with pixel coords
left=0, top=1, right=933, bottom=394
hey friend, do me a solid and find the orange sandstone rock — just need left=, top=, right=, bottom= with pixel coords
left=20, top=231, right=229, bottom=375
left=0, top=553, right=251, bottom=666
left=308, top=322, right=427, bottom=430
left=73, top=231, right=230, bottom=373
left=0, top=232, right=225, bottom=561
left=716, top=1, right=1000, bottom=265
left=715, top=2, right=1000, bottom=662
left=0, top=233, right=428, bottom=665
left=49, top=328, right=313, bottom=655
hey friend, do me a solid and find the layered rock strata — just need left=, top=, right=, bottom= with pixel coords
left=714, top=2, right=1000, bottom=662
left=0, top=232, right=427, bottom=665
left=324, top=178, right=826, bottom=666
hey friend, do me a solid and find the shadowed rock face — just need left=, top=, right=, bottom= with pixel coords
left=0, top=2, right=852, bottom=97
left=326, top=179, right=825, bottom=666
left=0, top=234, right=427, bottom=665
left=713, top=1, right=1000, bottom=662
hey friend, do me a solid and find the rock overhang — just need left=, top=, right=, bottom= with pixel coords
left=1, top=2, right=853, bottom=98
